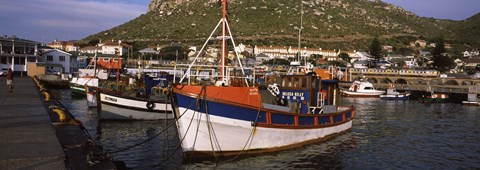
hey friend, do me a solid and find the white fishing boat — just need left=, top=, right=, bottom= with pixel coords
left=170, top=1, right=356, bottom=158
left=341, top=81, right=385, bottom=97
left=98, top=90, right=173, bottom=120
left=95, top=74, right=175, bottom=120
left=380, top=84, right=410, bottom=100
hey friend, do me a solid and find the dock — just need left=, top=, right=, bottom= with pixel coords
left=0, top=76, right=118, bottom=169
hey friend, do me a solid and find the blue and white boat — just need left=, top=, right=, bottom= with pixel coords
left=170, top=0, right=356, bottom=158
left=380, top=84, right=410, bottom=100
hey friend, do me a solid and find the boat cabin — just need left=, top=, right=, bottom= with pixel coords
left=272, top=74, right=339, bottom=114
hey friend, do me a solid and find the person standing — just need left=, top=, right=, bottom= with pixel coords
left=336, top=68, right=344, bottom=81
left=6, top=68, right=13, bottom=92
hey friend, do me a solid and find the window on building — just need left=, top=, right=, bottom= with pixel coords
left=59, top=56, right=65, bottom=62
left=0, top=57, right=6, bottom=64
left=47, top=55, right=53, bottom=61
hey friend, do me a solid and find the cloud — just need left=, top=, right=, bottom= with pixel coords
left=0, top=0, right=147, bottom=42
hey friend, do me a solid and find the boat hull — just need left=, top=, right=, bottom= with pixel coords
left=99, top=92, right=173, bottom=120
left=380, top=94, right=410, bottom=100
left=172, top=90, right=354, bottom=157
left=341, top=90, right=384, bottom=97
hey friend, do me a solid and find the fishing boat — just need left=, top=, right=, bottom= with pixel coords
left=170, top=0, right=355, bottom=158
left=340, top=81, right=385, bottom=97
left=420, top=93, right=449, bottom=103
left=95, top=74, right=174, bottom=120
left=70, top=50, right=110, bottom=94
left=420, top=87, right=449, bottom=103
left=380, top=83, right=410, bottom=100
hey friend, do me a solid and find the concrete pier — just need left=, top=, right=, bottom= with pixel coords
left=0, top=76, right=118, bottom=169
left=0, top=77, right=65, bottom=169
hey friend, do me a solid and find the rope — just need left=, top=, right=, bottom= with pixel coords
left=153, top=87, right=205, bottom=167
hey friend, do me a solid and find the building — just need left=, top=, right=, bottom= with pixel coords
left=79, top=46, right=102, bottom=54
left=47, top=40, right=79, bottom=52
left=40, top=49, right=78, bottom=73
left=98, top=39, right=131, bottom=55
left=253, top=45, right=356, bottom=62
left=0, top=35, right=40, bottom=72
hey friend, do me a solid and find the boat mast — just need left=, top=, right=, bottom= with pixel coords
left=93, top=44, right=98, bottom=78
left=220, top=0, right=227, bottom=81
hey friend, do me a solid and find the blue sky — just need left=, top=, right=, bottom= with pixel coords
left=0, top=0, right=479, bottom=43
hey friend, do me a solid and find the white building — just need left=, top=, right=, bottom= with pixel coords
left=40, top=49, right=77, bottom=73
left=350, top=52, right=373, bottom=62
left=0, top=35, right=39, bottom=72
left=98, top=40, right=130, bottom=55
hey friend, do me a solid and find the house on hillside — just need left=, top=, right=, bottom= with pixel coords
left=350, top=52, right=373, bottom=62
left=463, top=50, right=479, bottom=58
left=459, top=57, right=480, bottom=69
left=255, top=53, right=270, bottom=65
left=415, top=40, right=427, bottom=48
left=98, top=40, right=131, bottom=55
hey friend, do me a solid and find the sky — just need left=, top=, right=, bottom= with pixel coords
left=0, top=0, right=479, bottom=43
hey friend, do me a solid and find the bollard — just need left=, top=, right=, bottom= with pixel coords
left=43, top=91, right=51, bottom=101
left=51, top=108, right=66, bottom=122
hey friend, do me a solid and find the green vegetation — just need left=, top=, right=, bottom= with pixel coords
left=431, top=38, right=455, bottom=72
left=80, top=0, right=480, bottom=51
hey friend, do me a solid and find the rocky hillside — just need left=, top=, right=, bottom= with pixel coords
left=81, top=0, right=479, bottom=50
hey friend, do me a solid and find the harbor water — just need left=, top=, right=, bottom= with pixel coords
left=53, top=90, right=480, bottom=169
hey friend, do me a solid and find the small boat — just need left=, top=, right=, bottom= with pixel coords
left=170, top=0, right=355, bottom=159
left=420, top=93, right=449, bottom=103
left=94, top=74, right=174, bottom=120
left=340, top=81, right=385, bottom=97
left=380, top=84, right=410, bottom=100
left=420, top=86, right=449, bottom=103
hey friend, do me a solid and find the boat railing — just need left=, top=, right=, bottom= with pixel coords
left=309, top=91, right=324, bottom=114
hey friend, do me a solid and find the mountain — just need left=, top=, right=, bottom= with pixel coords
left=81, top=0, right=479, bottom=50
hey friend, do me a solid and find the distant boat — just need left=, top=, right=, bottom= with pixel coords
left=420, top=86, right=448, bottom=103
left=380, top=84, right=410, bottom=100
left=340, top=81, right=385, bottom=97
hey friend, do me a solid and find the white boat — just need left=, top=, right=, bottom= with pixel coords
left=170, top=1, right=355, bottom=158
left=380, top=84, right=410, bottom=100
left=341, top=81, right=385, bottom=97
left=98, top=91, right=173, bottom=120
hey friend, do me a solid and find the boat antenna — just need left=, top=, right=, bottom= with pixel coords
left=298, top=1, right=303, bottom=64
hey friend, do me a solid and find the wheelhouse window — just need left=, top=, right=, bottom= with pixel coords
left=301, top=77, right=307, bottom=88
left=293, top=77, right=299, bottom=88
left=311, top=77, right=316, bottom=89
left=287, top=77, right=292, bottom=87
